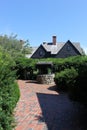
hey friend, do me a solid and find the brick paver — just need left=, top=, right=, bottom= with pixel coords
left=14, top=80, right=87, bottom=130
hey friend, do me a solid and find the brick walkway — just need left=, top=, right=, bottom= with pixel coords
left=14, top=80, right=87, bottom=130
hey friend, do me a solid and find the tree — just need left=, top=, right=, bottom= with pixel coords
left=0, top=34, right=32, bottom=59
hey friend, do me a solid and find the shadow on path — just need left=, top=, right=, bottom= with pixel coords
left=36, top=92, right=87, bottom=130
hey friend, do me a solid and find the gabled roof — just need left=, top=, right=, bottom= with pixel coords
left=42, top=42, right=65, bottom=54
left=42, top=40, right=83, bottom=55
left=30, top=40, right=84, bottom=58
left=72, top=42, right=83, bottom=54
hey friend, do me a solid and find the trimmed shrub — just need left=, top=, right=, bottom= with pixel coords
left=54, top=67, right=78, bottom=91
left=15, top=57, right=38, bottom=79
left=68, top=61, right=87, bottom=105
left=0, top=47, right=20, bottom=130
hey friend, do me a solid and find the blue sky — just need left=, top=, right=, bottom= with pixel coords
left=0, top=0, right=87, bottom=53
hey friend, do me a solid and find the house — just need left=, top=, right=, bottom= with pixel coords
left=31, top=36, right=84, bottom=58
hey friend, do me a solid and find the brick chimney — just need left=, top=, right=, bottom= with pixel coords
left=52, top=36, right=57, bottom=45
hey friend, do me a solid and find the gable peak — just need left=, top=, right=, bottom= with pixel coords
left=67, top=40, right=72, bottom=43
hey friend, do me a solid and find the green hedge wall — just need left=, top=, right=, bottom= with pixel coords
left=0, top=47, right=20, bottom=130
left=54, top=67, right=78, bottom=91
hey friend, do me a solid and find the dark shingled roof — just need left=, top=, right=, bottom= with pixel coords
left=30, top=40, right=84, bottom=58
left=42, top=42, right=83, bottom=55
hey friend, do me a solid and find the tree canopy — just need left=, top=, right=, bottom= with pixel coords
left=0, top=34, right=32, bottom=59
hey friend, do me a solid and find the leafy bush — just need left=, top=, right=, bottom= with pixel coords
left=54, top=67, right=78, bottom=91
left=53, top=56, right=87, bottom=104
left=15, top=57, right=38, bottom=79
left=0, top=47, right=20, bottom=130
left=68, top=61, right=87, bottom=105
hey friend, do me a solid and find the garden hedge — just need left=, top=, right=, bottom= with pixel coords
left=0, top=47, right=20, bottom=130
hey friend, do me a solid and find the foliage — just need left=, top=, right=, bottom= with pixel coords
left=68, top=59, right=87, bottom=104
left=0, top=34, right=32, bottom=59
left=53, top=56, right=87, bottom=104
left=15, top=57, right=38, bottom=79
left=0, top=47, right=20, bottom=130
left=54, top=67, right=78, bottom=91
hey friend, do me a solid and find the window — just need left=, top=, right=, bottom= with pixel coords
left=39, top=51, right=45, bottom=56
left=67, top=46, right=70, bottom=51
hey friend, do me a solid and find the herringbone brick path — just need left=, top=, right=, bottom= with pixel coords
left=14, top=80, right=87, bottom=130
